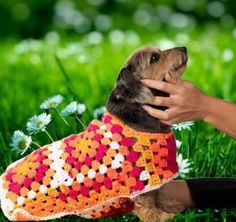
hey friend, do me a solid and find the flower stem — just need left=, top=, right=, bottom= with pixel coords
left=75, top=115, right=86, bottom=129
left=21, top=147, right=29, bottom=155
left=44, top=129, right=54, bottom=142
left=74, top=119, right=79, bottom=133
left=54, top=108, right=71, bottom=129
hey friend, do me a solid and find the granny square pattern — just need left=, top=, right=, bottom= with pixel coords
left=0, top=112, right=178, bottom=221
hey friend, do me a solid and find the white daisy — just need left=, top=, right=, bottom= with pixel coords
left=40, top=95, right=64, bottom=110
left=61, top=102, right=86, bottom=116
left=176, top=139, right=182, bottom=149
left=61, top=101, right=77, bottom=116
left=93, top=106, right=106, bottom=119
left=172, top=121, right=194, bottom=131
left=10, top=130, right=32, bottom=152
left=77, top=103, right=86, bottom=115
left=27, top=113, right=51, bottom=134
left=177, top=153, right=192, bottom=178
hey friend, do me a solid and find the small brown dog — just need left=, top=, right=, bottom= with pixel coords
left=0, top=46, right=187, bottom=222
left=107, top=46, right=188, bottom=222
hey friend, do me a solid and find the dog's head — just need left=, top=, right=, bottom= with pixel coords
left=107, top=46, right=188, bottom=132
left=113, top=46, right=188, bottom=103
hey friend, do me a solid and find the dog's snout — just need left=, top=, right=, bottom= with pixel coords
left=178, top=46, right=187, bottom=53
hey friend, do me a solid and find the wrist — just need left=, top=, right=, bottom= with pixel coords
left=199, top=94, right=214, bottom=121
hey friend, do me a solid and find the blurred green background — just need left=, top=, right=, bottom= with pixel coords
left=0, top=0, right=236, bottom=38
left=0, top=0, right=236, bottom=221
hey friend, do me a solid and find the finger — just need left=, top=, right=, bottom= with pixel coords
left=141, top=79, right=180, bottom=94
left=165, top=73, right=187, bottom=86
left=142, top=105, right=169, bottom=120
left=147, top=96, right=173, bottom=107
left=160, top=120, right=172, bottom=125
left=160, top=117, right=178, bottom=125
left=164, top=73, right=177, bottom=84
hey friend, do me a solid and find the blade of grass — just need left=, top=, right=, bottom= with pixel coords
left=54, top=54, right=79, bottom=99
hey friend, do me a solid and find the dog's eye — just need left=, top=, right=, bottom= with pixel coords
left=150, top=53, right=160, bottom=64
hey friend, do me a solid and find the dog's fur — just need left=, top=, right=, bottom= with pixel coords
left=107, top=46, right=188, bottom=222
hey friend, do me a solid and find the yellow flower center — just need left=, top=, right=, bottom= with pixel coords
left=18, top=139, right=27, bottom=149
left=49, top=101, right=57, bottom=107
left=36, top=120, right=44, bottom=128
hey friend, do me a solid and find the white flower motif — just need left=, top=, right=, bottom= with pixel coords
left=76, top=173, right=85, bottom=183
left=40, top=95, right=64, bottom=110
left=111, top=160, right=122, bottom=169
left=10, top=130, right=32, bottom=152
left=17, top=196, right=25, bottom=206
left=77, top=103, right=86, bottom=115
left=63, top=176, right=73, bottom=186
left=39, top=185, right=48, bottom=194
left=110, top=141, right=119, bottom=150
left=50, top=179, right=60, bottom=189
left=172, top=121, right=194, bottom=131
left=88, top=169, right=96, bottom=179
left=139, top=170, right=151, bottom=181
left=104, top=131, right=112, bottom=138
left=26, top=113, right=51, bottom=134
left=93, top=106, right=106, bottom=119
left=61, top=101, right=77, bottom=116
left=99, top=164, right=107, bottom=174
left=112, top=153, right=124, bottom=169
left=28, top=190, right=36, bottom=199
left=114, top=153, right=124, bottom=162
left=3, top=199, right=14, bottom=212
left=177, top=153, right=192, bottom=178
left=50, top=162, right=64, bottom=171
left=100, top=125, right=106, bottom=130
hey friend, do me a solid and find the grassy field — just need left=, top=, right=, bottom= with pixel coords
left=0, top=25, right=236, bottom=221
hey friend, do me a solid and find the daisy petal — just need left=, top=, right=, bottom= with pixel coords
left=40, top=95, right=64, bottom=110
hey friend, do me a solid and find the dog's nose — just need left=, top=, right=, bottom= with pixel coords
left=178, top=46, right=187, bottom=53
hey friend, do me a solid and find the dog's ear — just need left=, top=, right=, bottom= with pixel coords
left=114, top=66, right=152, bottom=103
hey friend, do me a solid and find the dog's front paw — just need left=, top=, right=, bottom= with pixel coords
left=133, top=207, right=175, bottom=222
left=156, top=184, right=186, bottom=214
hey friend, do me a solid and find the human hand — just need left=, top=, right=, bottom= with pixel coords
left=141, top=73, right=208, bottom=125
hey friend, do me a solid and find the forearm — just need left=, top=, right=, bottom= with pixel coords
left=201, top=95, right=236, bottom=138
left=186, top=178, right=236, bottom=208
left=158, top=178, right=236, bottom=212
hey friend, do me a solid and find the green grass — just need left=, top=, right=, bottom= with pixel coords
left=0, top=26, right=236, bottom=221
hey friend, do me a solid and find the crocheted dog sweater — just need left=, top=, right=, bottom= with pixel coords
left=0, top=112, right=178, bottom=221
